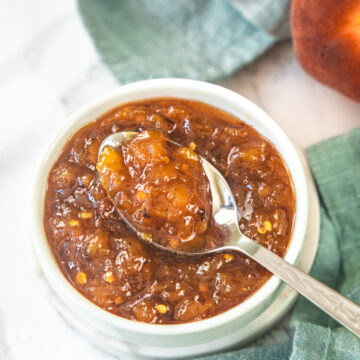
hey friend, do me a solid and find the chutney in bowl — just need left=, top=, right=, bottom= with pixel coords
left=44, top=97, right=295, bottom=324
left=33, top=79, right=308, bottom=349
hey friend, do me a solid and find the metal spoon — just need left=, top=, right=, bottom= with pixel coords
left=99, top=131, right=360, bottom=337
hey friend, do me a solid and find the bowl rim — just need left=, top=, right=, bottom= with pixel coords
left=32, top=78, right=309, bottom=336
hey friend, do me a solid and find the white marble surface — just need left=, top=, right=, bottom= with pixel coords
left=0, top=1, right=359, bottom=360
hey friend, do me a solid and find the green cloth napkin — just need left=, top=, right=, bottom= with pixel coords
left=197, top=128, right=360, bottom=359
left=77, top=0, right=290, bottom=83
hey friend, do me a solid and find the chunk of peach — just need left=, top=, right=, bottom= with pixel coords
left=174, top=297, right=211, bottom=321
left=132, top=298, right=157, bottom=322
left=166, top=185, right=188, bottom=207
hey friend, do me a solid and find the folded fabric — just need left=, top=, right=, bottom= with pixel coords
left=196, top=128, right=360, bottom=359
left=77, top=0, right=290, bottom=83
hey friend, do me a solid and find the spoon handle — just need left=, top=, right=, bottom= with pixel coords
left=236, top=236, right=360, bottom=338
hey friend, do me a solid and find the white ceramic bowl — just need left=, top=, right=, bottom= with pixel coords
left=32, top=79, right=309, bottom=350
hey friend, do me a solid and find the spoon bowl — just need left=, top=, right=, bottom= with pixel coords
left=99, top=130, right=245, bottom=256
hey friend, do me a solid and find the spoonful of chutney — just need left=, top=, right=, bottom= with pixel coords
left=97, top=130, right=360, bottom=338
left=97, top=130, right=218, bottom=253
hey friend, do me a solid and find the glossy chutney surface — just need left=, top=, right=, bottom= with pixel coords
left=44, top=98, right=295, bottom=324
